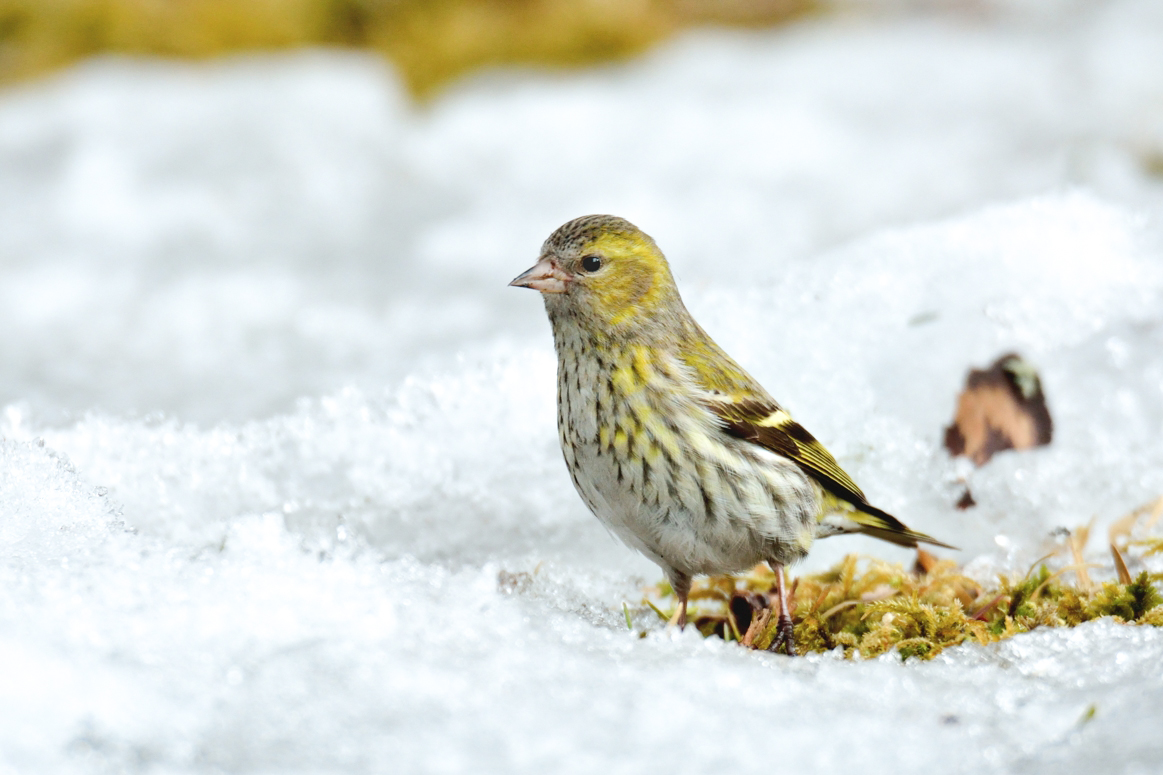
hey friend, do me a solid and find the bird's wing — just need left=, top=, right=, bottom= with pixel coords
left=672, top=330, right=867, bottom=502
left=705, top=395, right=867, bottom=505
left=677, top=340, right=951, bottom=548
left=704, top=396, right=955, bottom=548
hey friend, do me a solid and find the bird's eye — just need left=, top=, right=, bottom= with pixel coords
left=581, top=254, right=602, bottom=273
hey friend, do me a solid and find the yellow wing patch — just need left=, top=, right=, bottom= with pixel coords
left=713, top=400, right=868, bottom=505
left=708, top=399, right=954, bottom=549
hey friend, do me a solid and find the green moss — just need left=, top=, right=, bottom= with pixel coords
left=1086, top=571, right=1163, bottom=621
left=1140, top=606, right=1163, bottom=627
left=1079, top=703, right=1098, bottom=724
left=650, top=550, right=1163, bottom=660
left=1128, top=571, right=1163, bottom=618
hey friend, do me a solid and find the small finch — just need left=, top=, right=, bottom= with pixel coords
left=510, top=215, right=951, bottom=654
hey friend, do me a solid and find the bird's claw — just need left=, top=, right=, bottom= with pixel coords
left=766, top=613, right=796, bottom=656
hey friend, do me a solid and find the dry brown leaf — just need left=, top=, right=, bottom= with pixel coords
left=944, top=353, right=1052, bottom=467
left=914, top=548, right=940, bottom=575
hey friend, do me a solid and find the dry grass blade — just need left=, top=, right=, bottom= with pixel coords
left=1070, top=520, right=1095, bottom=593
left=1030, top=563, right=1102, bottom=601
left=1148, top=497, right=1163, bottom=531
left=1111, top=543, right=1133, bottom=585
left=1110, top=496, right=1163, bottom=550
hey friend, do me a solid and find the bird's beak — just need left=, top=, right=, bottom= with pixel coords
left=509, top=258, right=572, bottom=294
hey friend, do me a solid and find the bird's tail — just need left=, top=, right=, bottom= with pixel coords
left=819, top=493, right=956, bottom=550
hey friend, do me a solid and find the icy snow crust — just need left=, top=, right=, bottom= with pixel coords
left=3, top=2, right=1163, bottom=772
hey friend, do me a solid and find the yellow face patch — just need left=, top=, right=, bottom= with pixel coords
left=580, top=231, right=674, bottom=327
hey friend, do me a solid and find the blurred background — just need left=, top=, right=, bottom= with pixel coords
left=0, top=0, right=818, bottom=97
left=1, top=0, right=1161, bottom=426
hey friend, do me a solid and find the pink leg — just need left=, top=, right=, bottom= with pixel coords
left=767, top=564, right=796, bottom=655
left=669, top=571, right=691, bottom=630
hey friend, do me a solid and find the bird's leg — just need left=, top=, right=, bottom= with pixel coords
left=667, top=571, right=691, bottom=630
left=666, top=596, right=688, bottom=629
left=766, top=563, right=796, bottom=656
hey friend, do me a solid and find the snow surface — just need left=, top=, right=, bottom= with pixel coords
left=3, top=1, right=1163, bottom=772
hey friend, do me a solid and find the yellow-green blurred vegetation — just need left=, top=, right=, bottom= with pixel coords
left=0, top=0, right=814, bottom=96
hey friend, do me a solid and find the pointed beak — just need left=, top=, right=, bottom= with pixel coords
left=509, top=258, right=573, bottom=294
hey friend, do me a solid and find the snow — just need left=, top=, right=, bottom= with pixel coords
left=3, top=1, right=1163, bottom=772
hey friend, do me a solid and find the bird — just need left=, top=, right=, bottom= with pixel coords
left=510, top=215, right=952, bottom=654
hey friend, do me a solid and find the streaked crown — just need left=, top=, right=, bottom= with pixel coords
left=539, top=215, right=683, bottom=333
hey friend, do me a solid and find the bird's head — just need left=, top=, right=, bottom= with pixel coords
left=510, top=215, right=683, bottom=336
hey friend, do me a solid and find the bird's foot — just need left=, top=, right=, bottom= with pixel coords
left=766, top=612, right=796, bottom=656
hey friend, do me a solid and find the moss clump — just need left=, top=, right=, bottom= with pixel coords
left=648, top=552, right=1163, bottom=660
left=1087, top=572, right=1163, bottom=621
